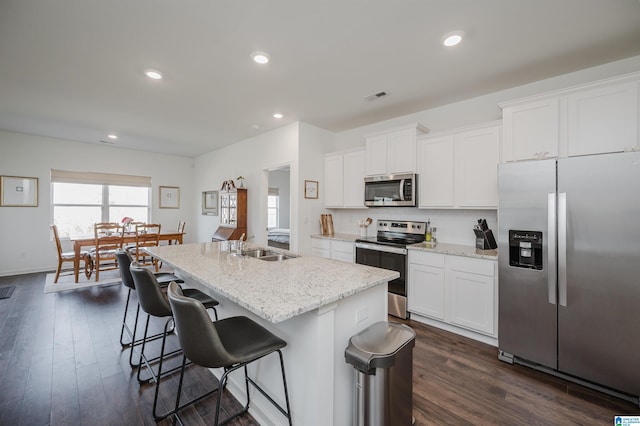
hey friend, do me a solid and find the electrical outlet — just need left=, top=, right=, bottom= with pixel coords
left=356, top=307, right=368, bottom=324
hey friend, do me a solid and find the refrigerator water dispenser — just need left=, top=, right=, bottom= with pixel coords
left=508, top=230, right=543, bottom=270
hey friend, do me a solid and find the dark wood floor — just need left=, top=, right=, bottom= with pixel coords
left=1, top=273, right=638, bottom=425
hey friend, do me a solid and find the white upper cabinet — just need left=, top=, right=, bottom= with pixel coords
left=455, top=125, right=501, bottom=207
left=324, top=149, right=366, bottom=208
left=567, top=81, right=639, bottom=156
left=324, top=154, right=344, bottom=208
left=418, top=121, right=501, bottom=209
left=501, top=72, right=640, bottom=162
left=417, top=134, right=454, bottom=207
left=365, top=124, right=428, bottom=175
left=502, top=98, right=559, bottom=162
left=343, top=150, right=366, bottom=208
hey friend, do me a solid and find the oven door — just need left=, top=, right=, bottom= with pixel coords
left=355, top=243, right=408, bottom=318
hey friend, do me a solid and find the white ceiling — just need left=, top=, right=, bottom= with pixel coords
left=1, top=0, right=639, bottom=158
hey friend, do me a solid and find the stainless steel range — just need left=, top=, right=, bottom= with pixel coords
left=355, top=219, right=427, bottom=319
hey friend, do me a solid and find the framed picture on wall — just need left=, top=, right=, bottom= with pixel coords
left=304, top=180, right=318, bottom=199
left=159, top=186, right=180, bottom=209
left=0, top=176, right=38, bottom=207
left=202, top=190, right=218, bottom=215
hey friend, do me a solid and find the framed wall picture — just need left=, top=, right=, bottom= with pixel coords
left=159, top=186, right=180, bottom=209
left=202, top=190, right=218, bottom=215
left=304, top=180, right=318, bottom=199
left=0, top=176, right=38, bottom=207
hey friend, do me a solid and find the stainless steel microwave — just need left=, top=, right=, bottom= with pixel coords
left=364, top=173, right=417, bottom=207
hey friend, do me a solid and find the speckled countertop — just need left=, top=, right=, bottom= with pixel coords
left=146, top=242, right=398, bottom=323
left=311, top=233, right=359, bottom=242
left=408, top=242, right=498, bottom=260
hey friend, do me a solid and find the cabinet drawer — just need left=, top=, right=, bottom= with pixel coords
left=448, top=256, right=495, bottom=277
left=312, top=248, right=330, bottom=259
left=331, top=251, right=354, bottom=263
left=332, top=240, right=354, bottom=254
left=408, top=251, right=445, bottom=268
left=311, top=238, right=331, bottom=250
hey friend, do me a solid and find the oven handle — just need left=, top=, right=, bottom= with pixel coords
left=355, top=242, right=407, bottom=255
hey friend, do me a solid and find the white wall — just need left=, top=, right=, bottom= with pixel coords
left=193, top=123, right=300, bottom=248
left=0, top=131, right=194, bottom=276
left=336, top=55, right=640, bottom=150
left=325, top=55, right=640, bottom=246
left=2, top=55, right=638, bottom=274
left=297, top=122, right=336, bottom=254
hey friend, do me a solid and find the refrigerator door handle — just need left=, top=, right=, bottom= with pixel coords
left=547, top=193, right=557, bottom=305
left=558, top=192, right=568, bottom=307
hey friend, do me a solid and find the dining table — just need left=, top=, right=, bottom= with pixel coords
left=70, top=231, right=184, bottom=283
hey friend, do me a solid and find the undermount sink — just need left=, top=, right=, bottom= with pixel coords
left=241, top=248, right=297, bottom=261
left=259, top=254, right=297, bottom=261
left=241, top=248, right=273, bottom=258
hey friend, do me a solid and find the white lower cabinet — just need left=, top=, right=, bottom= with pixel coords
left=311, top=237, right=354, bottom=263
left=330, top=240, right=355, bottom=263
left=448, top=270, right=495, bottom=335
left=311, top=238, right=330, bottom=259
left=408, top=263, right=445, bottom=320
left=408, top=250, right=497, bottom=339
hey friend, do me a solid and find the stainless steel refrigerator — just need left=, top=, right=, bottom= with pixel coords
left=498, top=151, right=640, bottom=399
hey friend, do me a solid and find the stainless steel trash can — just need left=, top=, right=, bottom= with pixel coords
left=345, top=321, right=416, bottom=426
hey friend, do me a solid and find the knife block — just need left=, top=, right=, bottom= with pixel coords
left=474, top=229, right=497, bottom=250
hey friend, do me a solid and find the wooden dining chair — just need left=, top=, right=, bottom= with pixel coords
left=93, top=222, right=124, bottom=281
left=127, top=223, right=161, bottom=271
left=50, top=224, right=93, bottom=283
left=175, top=220, right=185, bottom=244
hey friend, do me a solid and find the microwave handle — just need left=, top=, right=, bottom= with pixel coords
left=399, top=179, right=405, bottom=201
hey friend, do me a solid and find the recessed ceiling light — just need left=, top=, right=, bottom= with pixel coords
left=442, top=31, right=465, bottom=47
left=251, top=52, right=270, bottom=65
left=107, top=133, right=118, bottom=139
left=145, top=69, right=163, bottom=80
left=273, top=113, right=283, bottom=119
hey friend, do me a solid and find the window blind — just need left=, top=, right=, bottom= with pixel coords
left=51, top=169, right=152, bottom=187
left=268, top=187, right=280, bottom=196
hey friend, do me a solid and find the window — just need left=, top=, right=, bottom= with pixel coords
left=267, top=193, right=279, bottom=229
left=53, top=183, right=150, bottom=237
left=51, top=169, right=152, bottom=238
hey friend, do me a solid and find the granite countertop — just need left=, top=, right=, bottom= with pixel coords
left=146, top=242, right=398, bottom=323
left=311, top=233, right=360, bottom=242
left=408, top=242, right=498, bottom=260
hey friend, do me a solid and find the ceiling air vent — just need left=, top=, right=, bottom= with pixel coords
left=99, top=139, right=115, bottom=144
left=363, top=91, right=387, bottom=101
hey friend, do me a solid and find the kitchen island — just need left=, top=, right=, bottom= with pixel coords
left=146, top=242, right=398, bottom=426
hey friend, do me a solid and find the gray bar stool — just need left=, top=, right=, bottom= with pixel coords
left=115, top=250, right=183, bottom=368
left=167, top=282, right=292, bottom=426
left=130, top=264, right=219, bottom=421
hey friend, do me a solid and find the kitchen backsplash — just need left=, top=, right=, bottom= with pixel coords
left=327, top=208, right=497, bottom=247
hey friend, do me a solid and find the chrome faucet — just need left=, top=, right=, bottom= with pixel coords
left=235, top=233, right=246, bottom=255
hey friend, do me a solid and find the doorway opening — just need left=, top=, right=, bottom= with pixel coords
left=266, top=166, right=291, bottom=250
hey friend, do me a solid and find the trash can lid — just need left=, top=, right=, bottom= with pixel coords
left=345, top=321, right=416, bottom=372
